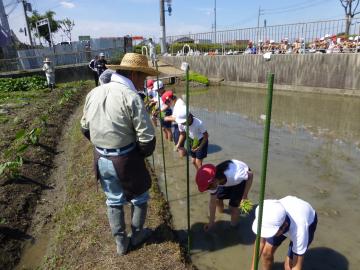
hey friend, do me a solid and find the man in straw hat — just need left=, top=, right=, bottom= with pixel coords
left=251, top=196, right=317, bottom=270
left=42, top=57, right=55, bottom=90
left=80, top=53, right=158, bottom=255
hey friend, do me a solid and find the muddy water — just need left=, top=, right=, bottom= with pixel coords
left=153, top=86, right=360, bottom=270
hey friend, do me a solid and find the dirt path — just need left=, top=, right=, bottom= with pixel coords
left=14, top=88, right=192, bottom=270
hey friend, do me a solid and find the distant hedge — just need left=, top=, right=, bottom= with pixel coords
left=0, top=76, right=46, bottom=92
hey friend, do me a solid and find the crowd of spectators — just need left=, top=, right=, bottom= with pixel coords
left=171, top=34, right=360, bottom=56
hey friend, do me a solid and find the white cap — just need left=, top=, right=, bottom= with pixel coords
left=153, top=80, right=164, bottom=91
left=349, top=36, right=354, bottom=41
left=99, top=52, right=105, bottom=57
left=175, top=108, right=187, bottom=124
left=252, top=200, right=286, bottom=238
left=270, top=40, right=275, bottom=44
left=320, top=37, right=325, bottom=41
left=325, top=34, right=330, bottom=38
left=258, top=39, right=263, bottom=43
left=355, top=36, right=360, bottom=41
left=263, top=52, right=272, bottom=61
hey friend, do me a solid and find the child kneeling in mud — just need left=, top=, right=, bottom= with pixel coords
left=195, top=160, right=253, bottom=231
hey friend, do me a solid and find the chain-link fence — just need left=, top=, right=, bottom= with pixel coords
left=0, top=37, right=132, bottom=73
left=166, top=18, right=360, bottom=55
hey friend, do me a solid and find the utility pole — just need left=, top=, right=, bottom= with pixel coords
left=0, top=0, right=11, bottom=34
left=214, top=0, right=217, bottom=44
left=257, top=6, right=265, bottom=29
left=160, top=0, right=166, bottom=54
left=21, top=0, right=33, bottom=46
left=256, top=6, right=264, bottom=46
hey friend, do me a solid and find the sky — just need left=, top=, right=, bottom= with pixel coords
left=4, top=0, right=345, bottom=44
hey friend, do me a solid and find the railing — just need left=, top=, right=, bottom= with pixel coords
left=166, top=18, right=360, bottom=55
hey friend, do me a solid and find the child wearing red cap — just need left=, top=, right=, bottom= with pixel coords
left=196, top=160, right=253, bottom=231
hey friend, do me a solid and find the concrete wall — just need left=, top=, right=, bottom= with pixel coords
left=161, top=54, right=360, bottom=95
left=0, top=64, right=93, bottom=83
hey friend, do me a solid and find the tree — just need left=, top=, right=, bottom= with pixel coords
left=59, top=18, right=75, bottom=43
left=29, top=10, right=61, bottom=46
left=340, top=0, right=360, bottom=35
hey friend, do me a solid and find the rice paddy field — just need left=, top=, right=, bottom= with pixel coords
left=153, top=84, right=360, bottom=270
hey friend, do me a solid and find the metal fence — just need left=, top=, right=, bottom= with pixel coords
left=0, top=37, right=131, bottom=73
left=166, top=18, right=360, bottom=55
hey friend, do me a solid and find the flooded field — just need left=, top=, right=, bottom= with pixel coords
left=153, top=85, right=360, bottom=270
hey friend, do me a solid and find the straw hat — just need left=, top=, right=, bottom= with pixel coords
left=107, top=53, right=159, bottom=76
left=43, top=57, right=51, bottom=62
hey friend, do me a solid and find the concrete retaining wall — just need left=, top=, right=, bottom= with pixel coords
left=0, top=64, right=93, bottom=83
left=161, top=54, right=360, bottom=95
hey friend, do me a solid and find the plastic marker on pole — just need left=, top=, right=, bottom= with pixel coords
left=181, top=61, right=191, bottom=254
left=155, top=60, right=169, bottom=202
left=254, top=53, right=275, bottom=270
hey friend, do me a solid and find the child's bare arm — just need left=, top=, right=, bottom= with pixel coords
left=242, top=171, right=253, bottom=201
left=204, top=194, right=217, bottom=231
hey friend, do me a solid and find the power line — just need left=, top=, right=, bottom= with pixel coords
left=263, top=0, right=329, bottom=15
left=263, top=0, right=316, bottom=12
left=5, top=1, right=18, bottom=16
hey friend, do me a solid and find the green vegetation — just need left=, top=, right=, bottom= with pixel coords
left=187, top=71, right=209, bottom=86
left=0, top=76, right=46, bottom=92
left=240, top=199, right=254, bottom=215
left=133, top=44, right=161, bottom=55
left=192, top=137, right=200, bottom=149
left=169, top=42, right=247, bottom=54
left=0, top=80, right=88, bottom=180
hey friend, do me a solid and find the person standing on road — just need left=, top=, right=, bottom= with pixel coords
left=42, top=57, right=55, bottom=90
left=251, top=196, right=318, bottom=270
left=80, top=53, right=158, bottom=256
left=88, top=55, right=99, bottom=86
left=148, top=38, right=156, bottom=67
left=95, top=52, right=108, bottom=77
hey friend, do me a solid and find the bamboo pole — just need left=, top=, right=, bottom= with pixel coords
left=155, top=61, right=169, bottom=202
left=253, top=73, right=275, bottom=270
left=184, top=63, right=191, bottom=254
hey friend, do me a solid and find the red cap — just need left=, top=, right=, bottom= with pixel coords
left=195, top=164, right=216, bottom=192
left=161, top=90, right=174, bottom=103
left=146, top=79, right=154, bottom=89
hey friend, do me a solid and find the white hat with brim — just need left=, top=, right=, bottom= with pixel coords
left=43, top=58, right=51, bottom=62
left=153, top=80, right=164, bottom=91
left=252, top=200, right=286, bottom=238
left=107, top=53, right=159, bottom=76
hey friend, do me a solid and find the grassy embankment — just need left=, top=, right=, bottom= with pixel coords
left=40, top=94, right=191, bottom=269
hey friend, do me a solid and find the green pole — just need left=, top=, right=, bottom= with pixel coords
left=254, top=73, right=274, bottom=270
left=155, top=61, right=169, bottom=202
left=184, top=64, right=191, bottom=255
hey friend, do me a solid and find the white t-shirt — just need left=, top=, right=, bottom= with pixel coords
left=279, top=196, right=316, bottom=255
left=178, top=117, right=206, bottom=140
left=172, top=98, right=186, bottom=118
left=208, top=160, right=249, bottom=194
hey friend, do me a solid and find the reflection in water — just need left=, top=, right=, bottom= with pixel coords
left=154, top=85, right=360, bottom=270
left=182, top=86, right=360, bottom=147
